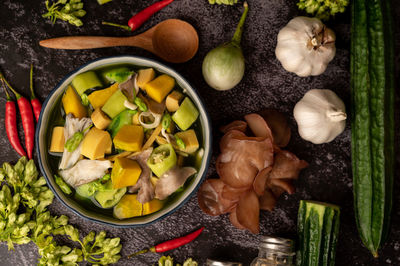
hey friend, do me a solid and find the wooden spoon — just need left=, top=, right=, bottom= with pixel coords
left=39, top=19, right=199, bottom=63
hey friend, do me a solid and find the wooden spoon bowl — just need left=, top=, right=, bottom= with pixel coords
left=39, top=19, right=199, bottom=63
left=151, top=19, right=199, bottom=63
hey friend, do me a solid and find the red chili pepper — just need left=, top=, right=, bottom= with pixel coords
left=1, top=78, right=27, bottom=157
left=128, top=0, right=174, bottom=31
left=103, top=0, right=175, bottom=32
left=1, top=72, right=35, bottom=160
left=128, top=226, right=204, bottom=258
left=29, top=64, right=42, bottom=122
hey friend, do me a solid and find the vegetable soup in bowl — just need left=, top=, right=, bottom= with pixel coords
left=36, top=56, right=212, bottom=227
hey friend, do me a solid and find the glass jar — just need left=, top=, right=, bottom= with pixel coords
left=250, top=236, right=295, bottom=266
left=206, top=259, right=243, bottom=266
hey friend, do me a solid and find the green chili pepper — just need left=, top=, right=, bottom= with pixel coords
left=175, top=135, right=186, bottom=150
left=162, top=113, right=172, bottom=130
left=147, top=144, right=177, bottom=177
left=55, top=175, right=72, bottom=195
left=134, top=97, right=147, bottom=112
left=64, top=126, right=91, bottom=152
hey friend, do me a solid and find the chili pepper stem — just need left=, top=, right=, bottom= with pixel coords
left=102, top=21, right=132, bottom=31
left=30, top=64, right=36, bottom=100
left=1, top=80, right=12, bottom=101
left=127, top=247, right=155, bottom=258
left=0, top=71, right=22, bottom=99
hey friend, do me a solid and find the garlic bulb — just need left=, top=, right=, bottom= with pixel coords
left=294, top=89, right=346, bottom=144
left=275, top=16, right=336, bottom=77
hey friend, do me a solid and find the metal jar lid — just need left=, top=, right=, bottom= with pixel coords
left=259, top=236, right=295, bottom=254
left=206, top=259, right=243, bottom=266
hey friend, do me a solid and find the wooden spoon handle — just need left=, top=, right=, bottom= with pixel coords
left=39, top=36, right=137, bottom=49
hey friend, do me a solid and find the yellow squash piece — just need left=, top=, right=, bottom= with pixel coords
left=113, top=125, right=144, bottom=152
left=111, top=157, right=142, bottom=189
left=166, top=91, right=184, bottom=112
left=143, top=198, right=165, bottom=215
left=62, top=86, right=87, bottom=119
left=137, top=68, right=155, bottom=89
left=105, top=151, right=131, bottom=161
left=49, top=126, right=65, bottom=153
left=91, top=108, right=111, bottom=130
left=87, top=83, right=119, bottom=109
left=81, top=127, right=111, bottom=160
left=175, top=129, right=199, bottom=154
left=144, top=74, right=175, bottom=103
left=105, top=136, right=112, bottom=154
left=113, top=194, right=143, bottom=219
left=132, top=112, right=140, bottom=125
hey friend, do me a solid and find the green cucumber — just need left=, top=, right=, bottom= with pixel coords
left=72, top=71, right=103, bottom=96
left=351, top=0, right=394, bottom=257
left=101, top=90, right=128, bottom=119
left=296, top=200, right=340, bottom=266
left=172, top=97, right=199, bottom=131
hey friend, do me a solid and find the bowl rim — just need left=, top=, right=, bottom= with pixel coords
left=36, top=55, right=212, bottom=227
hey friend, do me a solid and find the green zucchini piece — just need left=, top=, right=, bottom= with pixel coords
left=147, top=144, right=177, bottom=177
left=102, top=67, right=133, bottom=84
left=296, top=200, right=340, bottom=266
left=101, top=89, right=128, bottom=119
left=108, top=109, right=137, bottom=137
left=72, top=71, right=103, bottom=96
left=172, top=97, right=199, bottom=131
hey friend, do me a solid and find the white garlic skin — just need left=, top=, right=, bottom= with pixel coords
left=294, top=89, right=346, bottom=144
left=275, top=16, right=336, bottom=77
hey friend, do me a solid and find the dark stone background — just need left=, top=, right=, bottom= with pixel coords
left=0, top=0, right=399, bottom=265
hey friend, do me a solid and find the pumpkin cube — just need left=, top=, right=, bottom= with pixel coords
left=91, top=108, right=111, bottom=130
left=113, top=125, right=144, bottom=152
left=113, top=194, right=143, bottom=219
left=143, top=198, right=164, bottom=215
left=88, top=83, right=119, bottom=109
left=175, top=129, right=199, bottom=154
left=132, top=112, right=140, bottom=125
left=105, top=136, right=112, bottom=154
left=166, top=90, right=184, bottom=112
left=144, top=74, right=175, bottom=103
left=81, top=127, right=111, bottom=160
left=49, top=126, right=65, bottom=153
left=111, top=157, right=142, bottom=189
left=137, top=68, right=155, bottom=89
left=62, top=86, right=87, bottom=119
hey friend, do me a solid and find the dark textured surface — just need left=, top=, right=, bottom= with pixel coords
left=0, top=0, right=399, bottom=265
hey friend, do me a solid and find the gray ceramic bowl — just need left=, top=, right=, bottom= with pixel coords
left=36, top=56, right=212, bottom=227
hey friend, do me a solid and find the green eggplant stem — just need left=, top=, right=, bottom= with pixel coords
left=231, top=1, right=249, bottom=46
